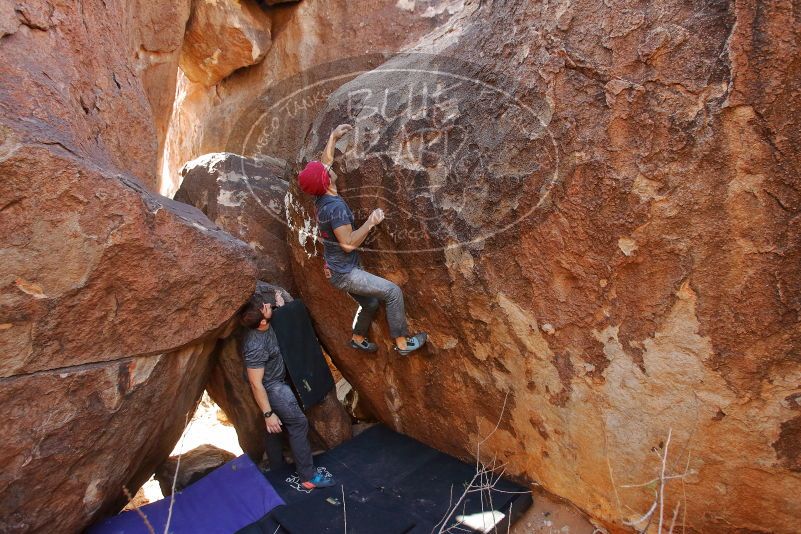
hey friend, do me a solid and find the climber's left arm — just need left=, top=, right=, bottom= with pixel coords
left=321, top=124, right=352, bottom=166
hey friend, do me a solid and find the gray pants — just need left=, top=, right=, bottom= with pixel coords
left=330, top=267, right=409, bottom=339
left=265, top=382, right=315, bottom=481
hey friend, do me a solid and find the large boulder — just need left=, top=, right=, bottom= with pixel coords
left=0, top=147, right=254, bottom=377
left=0, top=334, right=225, bottom=532
left=283, top=1, right=801, bottom=533
left=155, top=444, right=236, bottom=496
left=305, top=387, right=354, bottom=449
left=179, top=0, right=272, bottom=87
left=176, top=153, right=294, bottom=290
left=0, top=2, right=256, bottom=532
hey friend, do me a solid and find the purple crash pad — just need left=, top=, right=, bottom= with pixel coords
left=89, top=455, right=284, bottom=534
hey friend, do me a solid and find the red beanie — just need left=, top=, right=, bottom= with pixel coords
left=298, top=161, right=330, bottom=196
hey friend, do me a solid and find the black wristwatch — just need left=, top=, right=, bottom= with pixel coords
left=263, top=410, right=274, bottom=418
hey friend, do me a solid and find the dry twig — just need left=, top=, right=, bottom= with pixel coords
left=342, top=484, right=347, bottom=534
left=433, top=391, right=524, bottom=534
left=619, top=428, right=695, bottom=534
left=164, top=411, right=192, bottom=534
left=121, top=487, right=156, bottom=534
left=668, top=501, right=681, bottom=534
left=657, top=429, right=672, bottom=533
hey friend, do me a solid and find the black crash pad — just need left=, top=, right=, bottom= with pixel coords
left=272, top=496, right=416, bottom=534
left=237, top=424, right=532, bottom=534
left=270, top=300, right=334, bottom=410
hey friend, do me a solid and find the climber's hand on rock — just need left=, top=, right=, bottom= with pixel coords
left=331, top=124, right=352, bottom=140
left=275, top=290, right=285, bottom=307
left=368, top=208, right=384, bottom=227
left=265, top=414, right=283, bottom=433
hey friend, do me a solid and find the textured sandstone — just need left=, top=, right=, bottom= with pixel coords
left=176, top=153, right=295, bottom=290
left=132, top=0, right=193, bottom=183
left=282, top=1, right=801, bottom=532
left=0, top=335, right=223, bottom=532
left=305, top=387, right=353, bottom=449
left=0, top=0, right=170, bottom=191
left=0, top=0, right=192, bottom=191
left=206, top=332, right=269, bottom=461
left=179, top=0, right=272, bottom=87
left=339, top=379, right=376, bottom=422
left=155, top=444, right=236, bottom=496
left=0, top=146, right=255, bottom=377
left=0, top=1, right=256, bottom=531
left=159, top=0, right=461, bottom=195
left=2, top=0, right=796, bottom=532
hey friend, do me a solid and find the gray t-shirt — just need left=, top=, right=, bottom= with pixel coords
left=242, top=327, right=286, bottom=390
left=315, top=194, right=359, bottom=274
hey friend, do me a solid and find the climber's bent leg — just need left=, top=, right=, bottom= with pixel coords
left=347, top=293, right=380, bottom=352
left=331, top=268, right=409, bottom=339
left=349, top=293, right=379, bottom=338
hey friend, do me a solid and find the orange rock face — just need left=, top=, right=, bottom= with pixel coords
left=1, top=146, right=254, bottom=377
left=0, top=336, right=222, bottom=532
left=133, top=0, right=193, bottom=182
left=1, top=0, right=798, bottom=532
left=179, top=0, right=272, bottom=87
left=0, top=0, right=191, bottom=192
left=280, top=1, right=801, bottom=532
left=0, top=1, right=256, bottom=531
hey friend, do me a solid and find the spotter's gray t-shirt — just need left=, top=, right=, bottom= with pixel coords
left=315, top=194, right=359, bottom=274
left=242, top=327, right=286, bottom=390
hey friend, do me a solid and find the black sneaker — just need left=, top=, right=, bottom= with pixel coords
left=349, top=338, right=378, bottom=352
left=395, top=333, right=427, bottom=356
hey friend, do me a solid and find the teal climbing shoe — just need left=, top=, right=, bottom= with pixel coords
left=349, top=338, right=378, bottom=353
left=395, top=332, right=428, bottom=356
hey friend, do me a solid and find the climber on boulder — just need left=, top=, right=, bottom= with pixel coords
left=240, top=290, right=335, bottom=490
left=297, top=123, right=427, bottom=356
